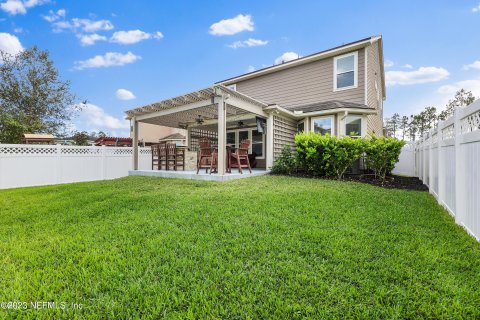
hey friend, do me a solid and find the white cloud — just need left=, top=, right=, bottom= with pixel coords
left=116, top=89, right=136, bottom=100
left=78, top=33, right=107, bottom=46
left=53, top=18, right=114, bottom=33
left=0, top=32, right=23, bottom=58
left=228, top=38, right=268, bottom=49
left=403, top=64, right=413, bottom=69
left=74, top=52, right=141, bottom=70
left=385, top=66, right=449, bottom=86
left=42, top=8, right=66, bottom=22
left=0, top=0, right=48, bottom=15
left=463, top=60, right=480, bottom=70
left=13, top=27, right=22, bottom=33
left=247, top=65, right=256, bottom=72
left=437, top=79, right=480, bottom=97
left=472, top=3, right=480, bottom=12
left=76, top=103, right=130, bottom=135
left=274, top=51, right=300, bottom=65
left=110, top=29, right=163, bottom=45
left=384, top=59, right=394, bottom=68
left=209, top=14, right=254, bottom=36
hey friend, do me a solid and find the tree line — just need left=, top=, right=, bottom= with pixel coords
left=384, top=89, right=476, bottom=140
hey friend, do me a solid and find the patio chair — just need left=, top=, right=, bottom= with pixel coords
left=151, top=144, right=160, bottom=170
left=197, top=138, right=214, bottom=174
left=229, top=139, right=252, bottom=174
left=175, top=146, right=185, bottom=171
left=158, top=142, right=167, bottom=170
left=166, top=143, right=177, bottom=170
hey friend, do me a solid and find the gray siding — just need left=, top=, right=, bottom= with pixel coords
left=366, top=42, right=384, bottom=136
left=236, top=49, right=366, bottom=108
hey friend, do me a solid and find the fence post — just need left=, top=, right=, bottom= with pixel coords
left=55, top=144, right=61, bottom=184
left=423, top=136, right=427, bottom=183
left=454, top=110, right=463, bottom=223
left=437, top=121, right=444, bottom=206
left=428, top=130, right=433, bottom=194
left=101, top=145, right=106, bottom=180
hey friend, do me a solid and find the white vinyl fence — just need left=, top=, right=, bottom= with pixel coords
left=394, top=99, right=480, bottom=241
left=0, top=144, right=152, bottom=189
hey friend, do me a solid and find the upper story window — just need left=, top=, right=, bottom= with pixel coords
left=226, top=84, right=237, bottom=91
left=334, top=52, right=358, bottom=91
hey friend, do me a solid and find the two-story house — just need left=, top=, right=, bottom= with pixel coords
left=127, top=35, right=386, bottom=174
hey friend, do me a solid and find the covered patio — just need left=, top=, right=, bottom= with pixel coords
left=126, top=85, right=276, bottom=179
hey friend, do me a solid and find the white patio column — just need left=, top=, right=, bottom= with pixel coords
left=216, top=95, right=226, bottom=175
left=132, top=117, right=139, bottom=170
left=266, top=112, right=274, bottom=169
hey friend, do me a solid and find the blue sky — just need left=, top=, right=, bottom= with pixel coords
left=0, top=0, right=479, bottom=136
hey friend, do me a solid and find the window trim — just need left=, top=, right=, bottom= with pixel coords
left=226, top=127, right=265, bottom=159
left=311, top=115, right=335, bottom=136
left=333, top=51, right=358, bottom=92
left=345, top=115, right=363, bottom=138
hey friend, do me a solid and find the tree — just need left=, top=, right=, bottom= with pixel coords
left=423, top=106, right=437, bottom=128
left=442, top=89, right=476, bottom=119
left=408, top=115, right=418, bottom=141
left=71, top=131, right=90, bottom=146
left=385, top=113, right=400, bottom=138
left=399, top=116, right=409, bottom=140
left=0, top=46, right=78, bottom=143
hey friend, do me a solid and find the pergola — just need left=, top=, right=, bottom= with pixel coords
left=125, top=85, right=274, bottom=175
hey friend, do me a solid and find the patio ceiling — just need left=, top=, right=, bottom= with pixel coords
left=125, top=85, right=269, bottom=129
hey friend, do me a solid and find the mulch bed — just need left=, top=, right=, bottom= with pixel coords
left=272, top=173, right=429, bottom=191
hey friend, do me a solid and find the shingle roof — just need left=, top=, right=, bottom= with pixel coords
left=284, top=100, right=374, bottom=113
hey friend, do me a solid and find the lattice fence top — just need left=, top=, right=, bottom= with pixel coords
left=442, top=124, right=455, bottom=140
left=0, top=144, right=151, bottom=156
left=0, top=144, right=57, bottom=155
left=461, top=109, right=480, bottom=134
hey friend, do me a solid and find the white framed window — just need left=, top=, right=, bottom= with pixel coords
left=345, top=115, right=363, bottom=137
left=334, top=52, right=358, bottom=91
left=226, top=127, right=265, bottom=159
left=226, top=84, right=237, bottom=91
left=311, top=116, right=335, bottom=135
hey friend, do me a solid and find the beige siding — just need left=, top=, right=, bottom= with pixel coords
left=366, top=42, right=384, bottom=136
left=236, top=49, right=365, bottom=108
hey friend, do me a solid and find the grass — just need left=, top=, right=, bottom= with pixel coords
left=0, top=175, right=479, bottom=319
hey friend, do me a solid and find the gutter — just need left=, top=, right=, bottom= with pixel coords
left=264, top=105, right=377, bottom=119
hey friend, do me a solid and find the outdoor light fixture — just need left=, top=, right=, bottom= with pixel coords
left=195, top=115, right=204, bottom=125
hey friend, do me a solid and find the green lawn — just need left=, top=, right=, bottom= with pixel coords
left=0, top=176, right=479, bottom=319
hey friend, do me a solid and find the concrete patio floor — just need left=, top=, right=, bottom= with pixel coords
left=128, top=169, right=269, bottom=181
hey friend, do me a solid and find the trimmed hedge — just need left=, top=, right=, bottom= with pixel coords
left=272, top=132, right=405, bottom=180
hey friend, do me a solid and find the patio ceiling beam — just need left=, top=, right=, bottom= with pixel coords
left=224, top=95, right=268, bottom=118
left=136, top=99, right=213, bottom=121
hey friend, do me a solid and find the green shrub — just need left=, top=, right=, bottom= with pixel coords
left=364, top=136, right=406, bottom=181
left=271, top=145, right=296, bottom=175
left=295, top=132, right=366, bottom=179
left=295, top=132, right=325, bottom=176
